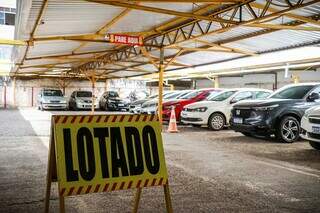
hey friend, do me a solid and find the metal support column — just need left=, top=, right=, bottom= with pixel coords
left=158, top=48, right=164, bottom=126
left=90, top=72, right=96, bottom=114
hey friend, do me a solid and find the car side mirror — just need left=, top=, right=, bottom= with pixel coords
left=230, top=99, right=238, bottom=104
left=307, top=92, right=320, bottom=102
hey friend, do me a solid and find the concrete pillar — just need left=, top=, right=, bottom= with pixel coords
left=214, top=77, right=219, bottom=88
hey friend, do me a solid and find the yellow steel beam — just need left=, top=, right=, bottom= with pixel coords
left=26, top=49, right=114, bottom=60
left=164, top=0, right=320, bottom=48
left=251, top=2, right=320, bottom=27
left=247, top=23, right=320, bottom=31
left=87, top=0, right=238, bottom=24
left=0, top=39, right=27, bottom=46
left=168, top=46, right=241, bottom=53
left=90, top=0, right=242, bottom=3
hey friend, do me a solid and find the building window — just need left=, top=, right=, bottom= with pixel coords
left=0, top=7, right=15, bottom=26
left=5, top=13, right=15, bottom=25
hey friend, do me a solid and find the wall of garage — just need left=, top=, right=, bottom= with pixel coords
left=0, top=78, right=147, bottom=108
left=196, top=69, right=320, bottom=90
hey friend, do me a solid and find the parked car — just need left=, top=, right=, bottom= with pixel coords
left=162, top=88, right=222, bottom=121
left=99, top=91, right=129, bottom=111
left=140, top=90, right=191, bottom=114
left=68, top=90, right=98, bottom=110
left=181, top=88, right=272, bottom=130
left=37, top=88, right=67, bottom=110
left=130, top=94, right=158, bottom=113
left=301, top=105, right=320, bottom=150
left=230, top=83, right=320, bottom=143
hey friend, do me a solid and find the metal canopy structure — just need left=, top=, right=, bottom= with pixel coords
left=12, top=0, right=320, bottom=80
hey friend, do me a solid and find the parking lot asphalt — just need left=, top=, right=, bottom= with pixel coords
left=0, top=108, right=320, bottom=213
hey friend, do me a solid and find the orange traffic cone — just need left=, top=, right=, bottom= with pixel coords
left=167, top=106, right=179, bottom=133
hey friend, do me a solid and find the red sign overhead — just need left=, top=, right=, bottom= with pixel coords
left=108, top=34, right=143, bottom=46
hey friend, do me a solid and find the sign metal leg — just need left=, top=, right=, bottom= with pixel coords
left=164, top=184, right=173, bottom=213
left=132, top=188, right=142, bottom=213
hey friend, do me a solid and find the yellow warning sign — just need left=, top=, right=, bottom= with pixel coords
left=52, top=114, right=168, bottom=197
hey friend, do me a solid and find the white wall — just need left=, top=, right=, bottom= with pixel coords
left=195, top=69, right=320, bottom=90
left=0, top=78, right=147, bottom=108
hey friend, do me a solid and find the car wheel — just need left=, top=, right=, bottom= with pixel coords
left=208, top=113, right=225, bottom=131
left=40, top=103, right=44, bottom=111
left=309, top=141, right=320, bottom=150
left=276, top=116, right=300, bottom=143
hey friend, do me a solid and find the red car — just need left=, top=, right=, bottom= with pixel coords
left=162, top=88, right=222, bottom=122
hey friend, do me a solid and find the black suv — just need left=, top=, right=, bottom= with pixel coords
left=99, top=91, right=129, bottom=111
left=230, top=83, right=320, bottom=143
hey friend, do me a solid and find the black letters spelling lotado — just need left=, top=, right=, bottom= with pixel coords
left=62, top=125, right=160, bottom=182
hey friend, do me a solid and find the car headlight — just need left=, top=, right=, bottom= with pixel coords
left=303, top=108, right=312, bottom=119
left=108, top=99, right=115, bottom=103
left=253, top=104, right=279, bottom=111
left=193, top=107, right=208, bottom=112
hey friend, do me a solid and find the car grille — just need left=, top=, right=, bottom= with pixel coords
left=233, top=108, right=252, bottom=119
left=308, top=133, right=320, bottom=140
left=309, top=117, right=320, bottom=124
left=50, top=100, right=60, bottom=103
left=83, top=100, right=92, bottom=103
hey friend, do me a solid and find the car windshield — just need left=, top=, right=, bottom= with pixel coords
left=205, top=90, right=221, bottom=100
left=109, top=91, right=119, bottom=97
left=176, top=91, right=191, bottom=99
left=43, top=90, right=63, bottom=97
left=208, top=91, right=236, bottom=101
left=180, top=90, right=202, bottom=99
left=149, top=94, right=158, bottom=99
left=270, top=85, right=314, bottom=99
left=77, top=91, right=92, bottom=97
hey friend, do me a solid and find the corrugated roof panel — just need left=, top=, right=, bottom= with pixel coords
left=33, top=1, right=124, bottom=37
left=226, top=27, right=320, bottom=53
left=28, top=40, right=81, bottom=57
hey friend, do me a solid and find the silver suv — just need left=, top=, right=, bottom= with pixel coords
left=37, top=89, right=67, bottom=110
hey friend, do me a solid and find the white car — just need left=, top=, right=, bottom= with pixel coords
left=37, top=88, right=67, bottom=110
left=68, top=91, right=99, bottom=110
left=140, top=90, right=192, bottom=114
left=181, top=88, right=272, bottom=130
left=301, top=105, right=320, bottom=150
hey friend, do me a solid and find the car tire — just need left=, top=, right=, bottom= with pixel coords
left=208, top=113, right=225, bottom=131
left=241, top=132, right=252, bottom=137
left=309, top=141, right=320, bottom=150
left=276, top=116, right=300, bottom=143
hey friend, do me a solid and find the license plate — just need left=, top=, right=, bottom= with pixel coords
left=118, top=104, right=124, bottom=107
left=182, top=112, right=190, bottom=117
left=233, top=117, right=243, bottom=124
left=312, top=126, right=320, bottom=134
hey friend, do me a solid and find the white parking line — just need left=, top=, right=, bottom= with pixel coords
left=256, top=160, right=320, bottom=179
